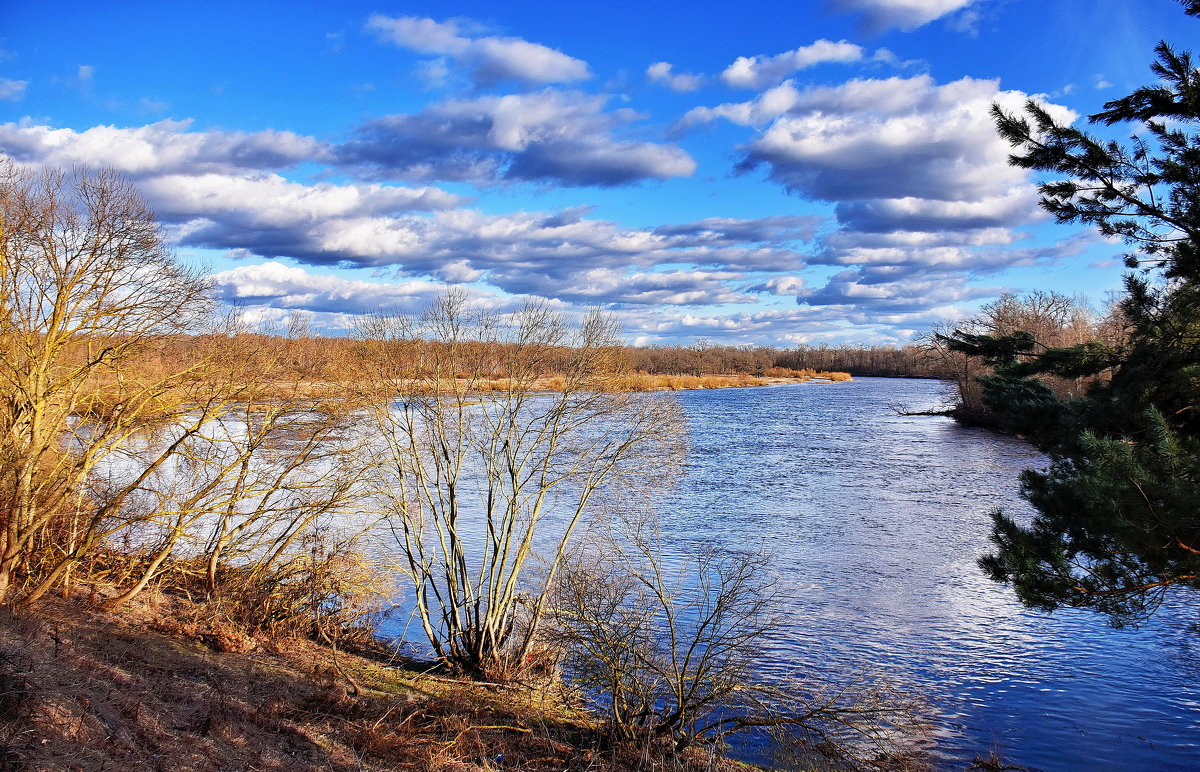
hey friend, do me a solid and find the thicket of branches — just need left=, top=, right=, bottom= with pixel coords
left=0, top=162, right=386, bottom=646
left=553, top=516, right=920, bottom=766
left=923, top=290, right=1125, bottom=425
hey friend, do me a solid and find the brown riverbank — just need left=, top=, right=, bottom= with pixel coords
left=270, top=369, right=853, bottom=401
left=0, top=590, right=767, bottom=772
left=614, top=369, right=851, bottom=391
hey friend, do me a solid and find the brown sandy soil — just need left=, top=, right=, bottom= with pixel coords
left=0, top=592, right=760, bottom=772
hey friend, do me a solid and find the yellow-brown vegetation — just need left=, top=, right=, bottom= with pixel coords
left=0, top=590, right=760, bottom=772
left=615, top=369, right=850, bottom=391
left=93, top=335, right=850, bottom=393
left=63, top=333, right=853, bottom=402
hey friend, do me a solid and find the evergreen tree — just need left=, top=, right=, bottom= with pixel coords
left=945, top=0, right=1200, bottom=625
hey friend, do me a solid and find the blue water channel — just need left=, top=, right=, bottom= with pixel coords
left=373, top=377, right=1200, bottom=769
left=653, top=377, right=1200, bottom=770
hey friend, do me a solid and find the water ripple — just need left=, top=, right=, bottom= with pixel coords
left=654, top=378, right=1200, bottom=771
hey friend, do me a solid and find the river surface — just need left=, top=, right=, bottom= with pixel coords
left=646, top=377, right=1199, bottom=770
left=371, top=377, right=1200, bottom=769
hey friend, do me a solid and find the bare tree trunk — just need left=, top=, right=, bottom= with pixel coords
left=105, top=533, right=181, bottom=608
left=364, top=293, right=684, bottom=677
left=19, top=558, right=75, bottom=606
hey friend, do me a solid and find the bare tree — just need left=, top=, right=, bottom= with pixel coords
left=919, top=290, right=1116, bottom=423
left=0, top=162, right=214, bottom=601
left=361, top=292, right=684, bottom=678
left=0, top=162, right=379, bottom=608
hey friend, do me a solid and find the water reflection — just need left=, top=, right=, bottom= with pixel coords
left=653, top=378, right=1199, bottom=771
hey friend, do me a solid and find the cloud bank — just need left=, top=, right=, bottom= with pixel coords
left=684, top=72, right=1075, bottom=321
left=336, top=90, right=696, bottom=186
left=0, top=5, right=1085, bottom=346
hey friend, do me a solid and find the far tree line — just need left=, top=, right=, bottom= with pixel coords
left=87, top=291, right=1114, bottom=412
left=55, top=322, right=981, bottom=386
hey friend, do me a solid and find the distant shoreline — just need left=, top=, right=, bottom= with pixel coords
left=219, top=370, right=855, bottom=404
left=620, top=371, right=851, bottom=391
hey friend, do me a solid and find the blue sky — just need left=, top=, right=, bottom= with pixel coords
left=1, top=0, right=1192, bottom=345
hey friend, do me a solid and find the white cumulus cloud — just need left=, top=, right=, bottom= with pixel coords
left=140, top=173, right=462, bottom=226
left=689, top=74, right=1074, bottom=209
left=209, top=261, right=502, bottom=316
left=646, top=62, right=707, bottom=92
left=829, top=0, right=981, bottom=33
left=337, top=90, right=696, bottom=186
left=366, top=15, right=590, bottom=88
left=720, top=40, right=865, bottom=89
left=0, top=120, right=325, bottom=177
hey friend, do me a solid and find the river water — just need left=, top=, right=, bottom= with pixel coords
left=653, top=377, right=1200, bottom=770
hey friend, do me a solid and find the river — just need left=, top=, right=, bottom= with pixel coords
left=648, top=377, right=1199, bottom=770
left=370, top=376, right=1200, bottom=769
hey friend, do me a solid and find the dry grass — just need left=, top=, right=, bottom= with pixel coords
left=615, top=371, right=851, bottom=392
left=0, top=592, right=762, bottom=772
left=263, top=370, right=853, bottom=398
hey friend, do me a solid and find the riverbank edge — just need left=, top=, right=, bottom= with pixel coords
left=233, top=371, right=854, bottom=404
left=0, top=589, right=766, bottom=772
left=618, top=372, right=852, bottom=391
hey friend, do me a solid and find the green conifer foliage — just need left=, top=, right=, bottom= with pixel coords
left=951, top=0, right=1200, bottom=625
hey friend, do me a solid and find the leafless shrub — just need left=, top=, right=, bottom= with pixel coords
left=152, top=531, right=398, bottom=655
left=362, top=291, right=685, bottom=678
left=553, top=517, right=925, bottom=769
